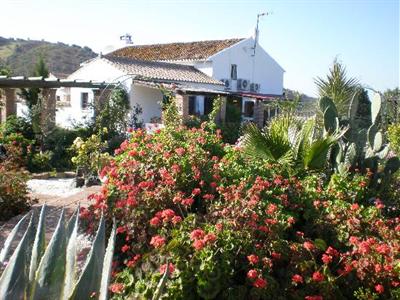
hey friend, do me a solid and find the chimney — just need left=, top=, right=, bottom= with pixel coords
left=120, top=33, right=133, bottom=46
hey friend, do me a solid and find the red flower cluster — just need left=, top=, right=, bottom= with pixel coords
left=84, top=125, right=400, bottom=299
left=159, top=263, right=175, bottom=276
left=150, top=209, right=182, bottom=227
left=247, top=254, right=259, bottom=265
left=190, top=228, right=217, bottom=251
left=109, top=283, right=124, bottom=294
left=150, top=235, right=166, bottom=248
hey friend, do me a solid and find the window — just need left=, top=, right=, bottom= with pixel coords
left=188, top=96, right=196, bottom=115
left=269, top=107, right=276, bottom=119
left=81, top=92, right=89, bottom=109
left=204, top=96, right=214, bottom=115
left=230, top=64, right=237, bottom=80
left=243, top=101, right=255, bottom=118
left=56, top=95, right=61, bottom=102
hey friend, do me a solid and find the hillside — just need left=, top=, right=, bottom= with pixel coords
left=0, top=37, right=97, bottom=77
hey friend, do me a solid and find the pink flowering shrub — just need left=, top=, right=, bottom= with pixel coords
left=83, top=125, right=400, bottom=300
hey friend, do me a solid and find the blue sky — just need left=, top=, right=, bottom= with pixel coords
left=1, top=0, right=399, bottom=95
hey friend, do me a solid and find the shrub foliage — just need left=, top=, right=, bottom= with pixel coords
left=83, top=122, right=399, bottom=300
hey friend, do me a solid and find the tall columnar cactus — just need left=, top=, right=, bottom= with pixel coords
left=0, top=205, right=116, bottom=300
left=319, top=91, right=400, bottom=187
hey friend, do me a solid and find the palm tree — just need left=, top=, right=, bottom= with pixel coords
left=315, top=59, right=358, bottom=116
left=242, top=114, right=346, bottom=175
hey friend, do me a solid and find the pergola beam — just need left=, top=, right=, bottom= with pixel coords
left=0, top=76, right=116, bottom=89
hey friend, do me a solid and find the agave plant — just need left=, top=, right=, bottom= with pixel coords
left=0, top=205, right=116, bottom=300
left=0, top=206, right=170, bottom=300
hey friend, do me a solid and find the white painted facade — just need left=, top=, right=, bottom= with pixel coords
left=168, top=37, right=284, bottom=95
left=130, top=84, right=163, bottom=123
left=208, top=38, right=284, bottom=95
left=55, top=36, right=284, bottom=127
left=54, top=58, right=125, bottom=127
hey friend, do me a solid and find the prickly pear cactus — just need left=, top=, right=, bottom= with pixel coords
left=370, top=93, right=382, bottom=125
left=319, top=91, right=398, bottom=190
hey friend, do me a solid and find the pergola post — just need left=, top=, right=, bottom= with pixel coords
left=253, top=99, right=264, bottom=127
left=175, top=92, right=189, bottom=121
left=41, top=88, right=57, bottom=131
left=0, top=88, right=17, bottom=123
left=218, top=96, right=227, bottom=124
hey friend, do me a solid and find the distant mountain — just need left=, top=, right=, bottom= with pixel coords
left=283, top=88, right=317, bottom=117
left=283, top=88, right=317, bottom=103
left=0, top=37, right=97, bottom=77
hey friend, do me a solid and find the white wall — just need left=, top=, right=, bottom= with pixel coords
left=194, top=61, right=213, bottom=77
left=130, top=84, right=163, bottom=123
left=57, top=58, right=130, bottom=127
left=60, top=87, right=94, bottom=127
left=209, top=38, right=284, bottom=95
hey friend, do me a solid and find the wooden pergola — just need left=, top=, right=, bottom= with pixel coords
left=0, top=76, right=116, bottom=125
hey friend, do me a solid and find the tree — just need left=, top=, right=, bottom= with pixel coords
left=20, top=56, right=49, bottom=112
left=93, top=88, right=130, bottom=151
left=19, top=56, right=49, bottom=149
left=315, top=59, right=359, bottom=115
left=351, top=87, right=371, bottom=131
left=383, top=87, right=400, bottom=124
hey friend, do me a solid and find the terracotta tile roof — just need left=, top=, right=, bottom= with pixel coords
left=104, top=55, right=224, bottom=85
left=108, top=38, right=244, bottom=61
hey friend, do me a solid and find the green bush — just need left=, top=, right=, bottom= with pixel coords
left=42, top=126, right=92, bottom=170
left=29, top=150, right=53, bottom=172
left=0, top=144, right=33, bottom=221
left=388, top=123, right=400, bottom=155
left=218, top=101, right=242, bottom=144
left=183, top=100, right=243, bottom=144
left=71, top=129, right=111, bottom=178
left=83, top=125, right=400, bottom=300
left=0, top=115, right=34, bottom=140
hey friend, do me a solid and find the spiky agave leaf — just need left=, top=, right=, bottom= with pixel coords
left=29, top=204, right=47, bottom=282
left=99, top=219, right=116, bottom=300
left=0, top=214, right=34, bottom=300
left=0, top=213, right=29, bottom=264
left=62, top=206, right=80, bottom=300
left=66, top=204, right=80, bottom=240
left=30, top=209, right=67, bottom=300
left=69, top=214, right=106, bottom=300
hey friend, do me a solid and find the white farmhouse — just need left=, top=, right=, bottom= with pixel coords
left=57, top=36, right=284, bottom=128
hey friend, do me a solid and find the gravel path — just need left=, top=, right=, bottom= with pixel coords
left=0, top=179, right=101, bottom=249
left=27, top=178, right=83, bottom=198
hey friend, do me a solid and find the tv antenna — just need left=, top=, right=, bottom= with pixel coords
left=253, top=12, right=272, bottom=56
